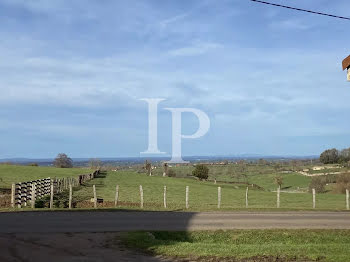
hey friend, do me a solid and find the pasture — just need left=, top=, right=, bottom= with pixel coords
left=0, top=162, right=349, bottom=211
left=71, top=169, right=347, bottom=211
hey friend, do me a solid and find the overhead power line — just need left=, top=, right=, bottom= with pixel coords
left=250, top=0, right=350, bottom=21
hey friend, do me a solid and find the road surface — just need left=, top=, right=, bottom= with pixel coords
left=1, top=211, right=349, bottom=262
left=0, top=211, right=349, bottom=233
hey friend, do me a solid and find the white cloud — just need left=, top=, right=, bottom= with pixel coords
left=270, top=18, right=312, bottom=30
left=168, top=42, right=223, bottom=57
left=159, top=12, right=190, bottom=29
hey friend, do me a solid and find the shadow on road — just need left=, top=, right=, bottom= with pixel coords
left=0, top=210, right=197, bottom=233
left=0, top=232, right=169, bottom=262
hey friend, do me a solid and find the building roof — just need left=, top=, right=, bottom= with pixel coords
left=342, top=55, right=350, bottom=70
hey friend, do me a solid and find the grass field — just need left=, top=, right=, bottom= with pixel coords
left=247, top=172, right=311, bottom=191
left=0, top=163, right=348, bottom=211
left=144, top=163, right=321, bottom=191
left=0, top=165, right=89, bottom=188
left=123, top=230, right=350, bottom=262
left=70, top=170, right=348, bottom=211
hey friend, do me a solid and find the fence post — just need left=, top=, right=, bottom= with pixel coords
left=93, top=185, right=97, bottom=208
left=69, top=184, right=72, bottom=209
left=139, top=185, right=144, bottom=208
left=31, top=183, right=36, bottom=208
left=17, top=183, right=21, bottom=208
left=46, top=177, right=51, bottom=197
left=50, top=183, right=54, bottom=209
left=218, top=187, right=221, bottom=209
left=277, top=186, right=280, bottom=208
left=115, top=185, right=119, bottom=207
left=11, top=183, right=15, bottom=208
left=185, top=186, right=189, bottom=209
left=245, top=187, right=249, bottom=208
left=21, top=182, right=27, bottom=207
left=312, top=188, right=316, bottom=209
left=346, top=189, right=349, bottom=210
left=163, top=186, right=167, bottom=208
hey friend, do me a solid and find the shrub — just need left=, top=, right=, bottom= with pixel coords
left=192, top=164, right=209, bottom=180
left=323, top=174, right=337, bottom=184
left=28, top=163, right=38, bottom=166
left=168, top=169, right=176, bottom=177
left=308, top=177, right=326, bottom=193
left=335, top=173, right=350, bottom=194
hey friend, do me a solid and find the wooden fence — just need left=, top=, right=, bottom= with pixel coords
left=11, top=170, right=100, bottom=208
left=108, top=185, right=350, bottom=210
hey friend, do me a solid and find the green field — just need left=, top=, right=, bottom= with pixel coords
left=0, top=165, right=89, bottom=188
left=123, top=230, right=350, bottom=262
left=247, top=172, right=311, bottom=191
left=70, top=170, right=348, bottom=211
left=148, top=163, right=314, bottom=191
left=0, top=163, right=348, bottom=211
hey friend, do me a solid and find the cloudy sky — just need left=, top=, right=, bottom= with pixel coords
left=0, top=0, right=349, bottom=158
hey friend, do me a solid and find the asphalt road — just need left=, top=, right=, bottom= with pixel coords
left=1, top=211, right=350, bottom=233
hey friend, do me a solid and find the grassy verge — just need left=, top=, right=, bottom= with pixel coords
left=123, top=230, right=350, bottom=262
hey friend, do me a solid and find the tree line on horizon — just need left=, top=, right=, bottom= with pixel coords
left=320, top=147, right=350, bottom=164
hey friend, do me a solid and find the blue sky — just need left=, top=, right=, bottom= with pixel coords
left=0, top=0, right=349, bottom=158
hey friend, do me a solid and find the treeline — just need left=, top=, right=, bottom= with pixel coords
left=320, top=148, right=350, bottom=164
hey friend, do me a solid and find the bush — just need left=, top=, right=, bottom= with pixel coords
left=323, top=174, right=337, bottom=184
left=192, top=164, right=209, bottom=180
left=335, top=173, right=350, bottom=194
left=28, top=163, right=38, bottom=166
left=168, top=169, right=176, bottom=177
left=308, top=177, right=326, bottom=193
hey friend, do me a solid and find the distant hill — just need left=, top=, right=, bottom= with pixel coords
left=0, top=154, right=318, bottom=167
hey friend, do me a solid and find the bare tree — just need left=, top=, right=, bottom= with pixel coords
left=89, top=158, right=102, bottom=170
left=163, top=162, right=168, bottom=177
left=232, top=160, right=248, bottom=183
left=145, top=160, right=152, bottom=176
left=273, top=162, right=282, bottom=172
left=54, top=153, right=73, bottom=168
left=274, top=176, right=283, bottom=188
